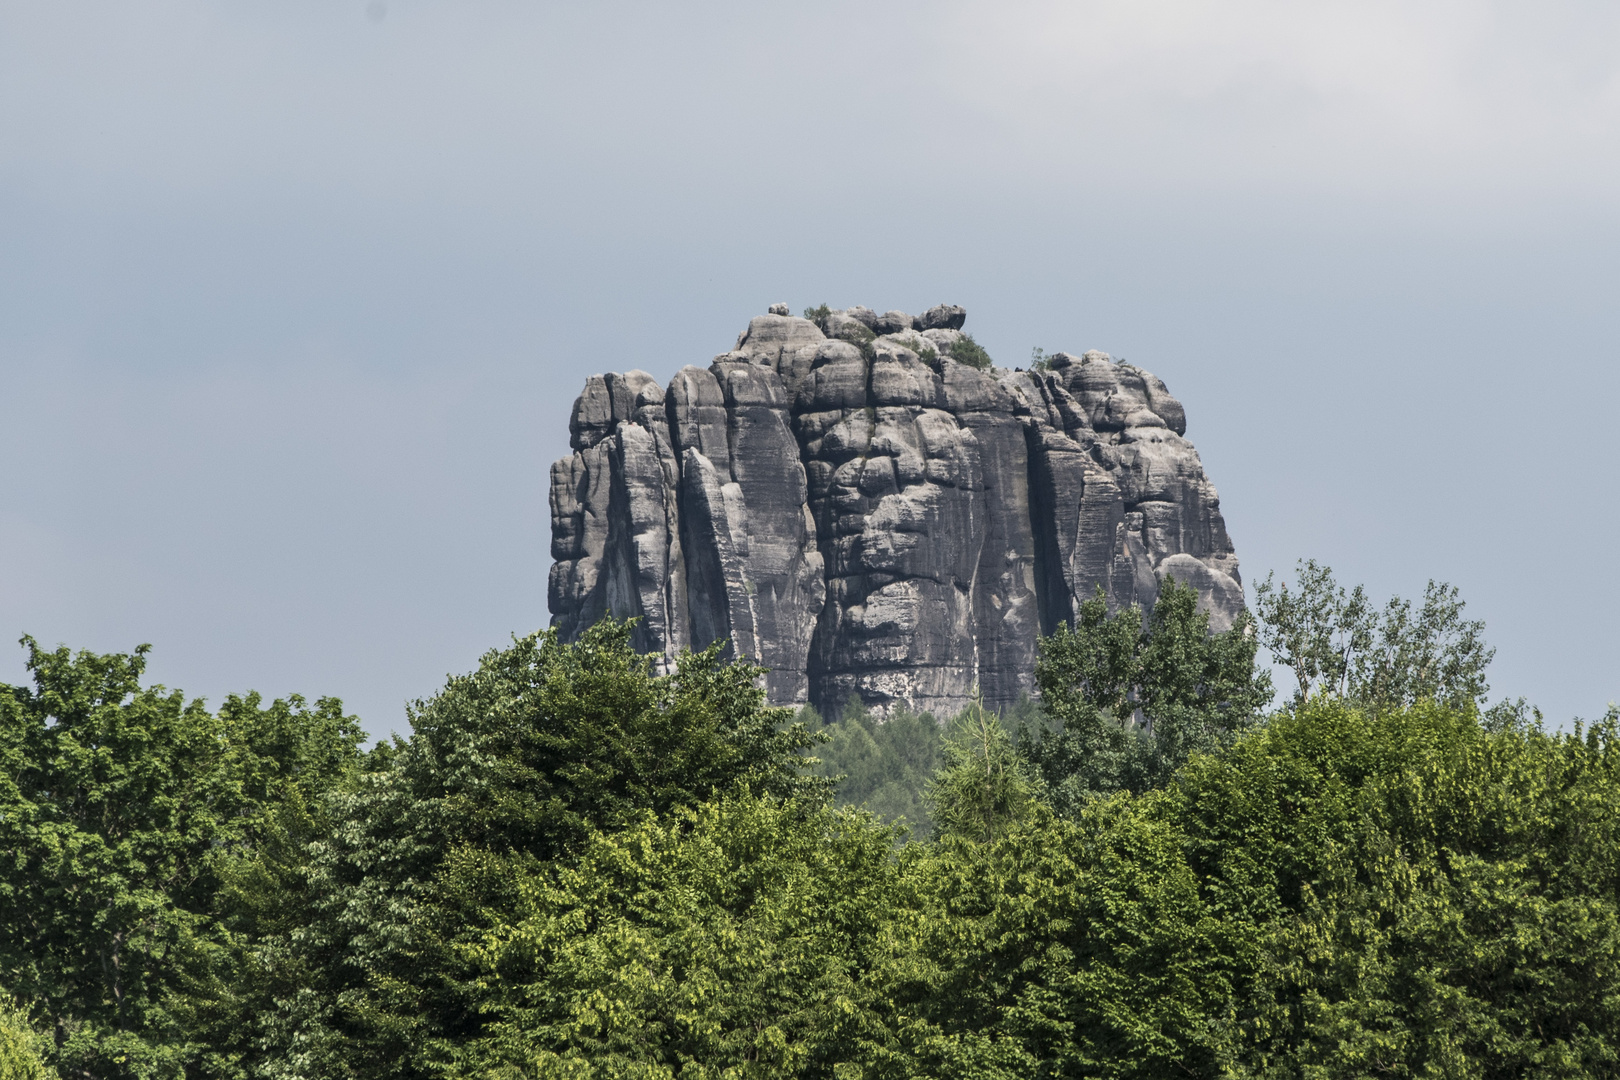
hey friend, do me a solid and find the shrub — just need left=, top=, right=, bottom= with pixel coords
left=951, top=332, right=993, bottom=370
left=0, top=996, right=56, bottom=1080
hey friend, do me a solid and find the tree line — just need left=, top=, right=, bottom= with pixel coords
left=2, top=562, right=1616, bottom=1079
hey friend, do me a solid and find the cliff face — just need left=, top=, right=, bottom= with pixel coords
left=548, top=304, right=1243, bottom=716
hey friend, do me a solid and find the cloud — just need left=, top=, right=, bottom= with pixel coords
left=923, top=0, right=1620, bottom=202
left=4, top=2, right=1617, bottom=216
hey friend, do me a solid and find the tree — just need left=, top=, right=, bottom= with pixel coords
left=928, top=696, right=1620, bottom=1077
left=0, top=994, right=57, bottom=1080
left=926, top=691, right=1044, bottom=844
left=1169, top=698, right=1620, bottom=1078
left=0, top=638, right=364, bottom=1080
left=1353, top=579, right=1494, bottom=710
left=1022, top=579, right=1272, bottom=807
left=905, top=803, right=1238, bottom=1079
left=1250, top=558, right=1372, bottom=703
left=808, top=696, right=942, bottom=838
left=259, top=619, right=829, bottom=1080
left=438, top=794, right=912, bottom=1079
left=1254, top=560, right=1494, bottom=711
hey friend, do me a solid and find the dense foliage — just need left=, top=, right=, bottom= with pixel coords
left=4, top=565, right=1618, bottom=1078
left=0, top=638, right=365, bottom=1080
left=1023, top=579, right=1273, bottom=808
left=804, top=697, right=941, bottom=837
left=0, top=993, right=57, bottom=1079
left=254, top=621, right=826, bottom=1080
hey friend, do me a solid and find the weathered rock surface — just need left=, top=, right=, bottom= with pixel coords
left=548, top=306, right=1244, bottom=716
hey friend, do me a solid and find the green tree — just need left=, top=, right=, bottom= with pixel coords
left=921, top=696, right=1620, bottom=1077
left=1022, top=578, right=1271, bottom=807
left=439, top=794, right=913, bottom=1079
left=9, top=614, right=1612, bottom=1078
left=1254, top=559, right=1494, bottom=711
left=1250, top=558, right=1373, bottom=703
left=902, top=803, right=1239, bottom=1079
left=0, top=994, right=57, bottom=1080
left=261, top=620, right=828, bottom=1080
left=0, top=638, right=363, bottom=1080
left=926, top=692, right=1044, bottom=844
left=205, top=692, right=373, bottom=1079
left=808, top=696, right=942, bottom=838
left=1167, top=697, right=1620, bottom=1078
left=1352, top=579, right=1493, bottom=711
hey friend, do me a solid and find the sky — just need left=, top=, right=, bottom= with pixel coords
left=2, top=1, right=1617, bottom=736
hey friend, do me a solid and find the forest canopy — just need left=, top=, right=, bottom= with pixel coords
left=2, top=567, right=1616, bottom=1079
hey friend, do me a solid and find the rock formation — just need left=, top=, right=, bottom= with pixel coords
left=548, top=304, right=1243, bottom=717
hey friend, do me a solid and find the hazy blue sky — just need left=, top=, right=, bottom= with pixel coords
left=3, top=2, right=1617, bottom=735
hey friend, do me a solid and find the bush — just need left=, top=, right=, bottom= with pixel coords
left=0, top=996, right=56, bottom=1080
left=951, top=332, right=993, bottom=369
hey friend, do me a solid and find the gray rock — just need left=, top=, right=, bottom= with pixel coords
left=547, top=305, right=1244, bottom=717
left=567, top=375, right=614, bottom=451
left=922, top=328, right=965, bottom=359
left=844, top=306, right=880, bottom=330
left=821, top=311, right=876, bottom=346
left=915, top=303, right=967, bottom=331
left=874, top=310, right=914, bottom=335
left=707, top=358, right=825, bottom=703
left=768, top=302, right=791, bottom=316
left=733, top=314, right=826, bottom=390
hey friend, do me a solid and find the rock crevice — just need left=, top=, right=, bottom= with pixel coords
left=548, top=306, right=1243, bottom=716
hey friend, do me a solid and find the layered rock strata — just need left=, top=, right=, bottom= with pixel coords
left=548, top=304, right=1243, bottom=716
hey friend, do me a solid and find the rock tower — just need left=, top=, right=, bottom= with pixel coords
left=548, top=304, right=1243, bottom=716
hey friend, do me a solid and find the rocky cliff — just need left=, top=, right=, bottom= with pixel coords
left=548, top=303, right=1243, bottom=717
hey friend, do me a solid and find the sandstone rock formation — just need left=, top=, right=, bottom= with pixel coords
left=548, top=305, right=1243, bottom=717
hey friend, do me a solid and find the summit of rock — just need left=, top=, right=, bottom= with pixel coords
left=548, top=303, right=1243, bottom=716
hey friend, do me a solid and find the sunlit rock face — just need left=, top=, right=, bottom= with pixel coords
left=548, top=305, right=1243, bottom=717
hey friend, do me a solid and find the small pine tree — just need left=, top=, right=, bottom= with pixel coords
left=926, top=688, right=1044, bottom=843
